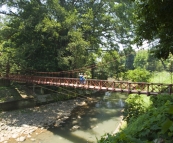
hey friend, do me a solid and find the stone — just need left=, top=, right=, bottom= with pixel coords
left=0, top=137, right=5, bottom=142
left=12, top=133, right=18, bottom=138
left=63, top=116, right=69, bottom=119
left=27, top=134, right=31, bottom=138
left=7, top=127, right=13, bottom=131
left=30, top=138, right=36, bottom=141
left=0, top=98, right=86, bottom=142
left=72, top=120, right=78, bottom=124
left=16, top=136, right=26, bottom=142
left=0, top=123, right=5, bottom=126
left=22, top=124, right=29, bottom=127
left=72, top=125, right=80, bottom=130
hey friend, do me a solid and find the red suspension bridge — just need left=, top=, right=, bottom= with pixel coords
left=3, top=74, right=173, bottom=96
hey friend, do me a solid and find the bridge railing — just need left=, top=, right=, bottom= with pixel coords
left=4, top=74, right=173, bottom=95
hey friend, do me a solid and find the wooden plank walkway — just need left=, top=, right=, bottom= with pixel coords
left=4, top=75, right=173, bottom=95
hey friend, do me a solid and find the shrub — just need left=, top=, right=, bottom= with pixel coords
left=123, top=94, right=152, bottom=123
left=97, top=133, right=142, bottom=143
left=150, top=94, right=173, bottom=108
left=98, top=94, right=173, bottom=143
left=98, top=100, right=173, bottom=143
left=126, top=68, right=151, bottom=82
left=122, top=101, right=173, bottom=142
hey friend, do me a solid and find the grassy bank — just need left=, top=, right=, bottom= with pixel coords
left=150, top=71, right=173, bottom=84
left=0, top=86, right=22, bottom=102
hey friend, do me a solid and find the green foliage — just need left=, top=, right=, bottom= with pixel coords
left=0, top=86, right=22, bottom=102
left=124, top=47, right=136, bottom=70
left=131, top=0, right=173, bottom=59
left=96, top=51, right=125, bottom=79
left=150, top=94, right=173, bottom=108
left=97, top=133, right=142, bottom=143
left=123, top=102, right=173, bottom=142
left=133, top=50, right=148, bottom=69
left=98, top=94, right=173, bottom=143
left=150, top=71, right=173, bottom=84
left=147, top=53, right=163, bottom=72
left=0, top=0, right=136, bottom=73
left=123, top=94, right=152, bottom=123
left=126, top=68, right=151, bottom=82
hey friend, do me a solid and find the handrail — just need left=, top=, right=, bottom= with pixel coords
left=3, top=74, right=173, bottom=95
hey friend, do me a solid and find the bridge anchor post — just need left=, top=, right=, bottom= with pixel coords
left=33, top=84, right=36, bottom=96
left=147, top=84, right=150, bottom=96
left=128, top=82, right=131, bottom=94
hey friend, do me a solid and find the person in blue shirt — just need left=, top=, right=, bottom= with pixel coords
left=79, top=73, right=83, bottom=84
left=81, top=75, right=86, bottom=84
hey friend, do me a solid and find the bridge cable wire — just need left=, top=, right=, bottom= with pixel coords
left=36, top=46, right=141, bottom=75
left=40, top=46, right=145, bottom=76
left=34, top=44, right=149, bottom=76
left=34, top=84, right=91, bottom=100
left=51, top=44, right=148, bottom=75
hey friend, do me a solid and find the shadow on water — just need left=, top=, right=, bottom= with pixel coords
left=42, top=93, right=126, bottom=143
left=49, top=107, right=121, bottom=142
left=7, top=92, right=127, bottom=143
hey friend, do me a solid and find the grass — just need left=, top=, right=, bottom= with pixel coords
left=0, top=86, right=9, bottom=90
left=150, top=71, right=173, bottom=84
left=0, top=86, right=22, bottom=102
left=119, top=121, right=127, bottom=131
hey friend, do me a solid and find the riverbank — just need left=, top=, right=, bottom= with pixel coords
left=0, top=97, right=95, bottom=143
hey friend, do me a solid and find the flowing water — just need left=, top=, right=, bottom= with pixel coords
left=24, top=92, right=127, bottom=143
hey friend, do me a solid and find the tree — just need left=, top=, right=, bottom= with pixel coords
left=0, top=15, right=18, bottom=76
left=96, top=50, right=124, bottom=80
left=123, top=46, right=136, bottom=70
left=131, top=0, right=173, bottom=59
left=0, top=0, right=89, bottom=72
left=147, top=53, right=163, bottom=72
left=0, top=0, right=136, bottom=73
left=133, top=50, right=148, bottom=69
left=126, top=68, right=151, bottom=82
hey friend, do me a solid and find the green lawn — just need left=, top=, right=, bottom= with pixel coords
left=150, top=71, right=173, bottom=84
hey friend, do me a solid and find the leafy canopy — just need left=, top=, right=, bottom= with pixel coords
left=131, top=0, right=173, bottom=59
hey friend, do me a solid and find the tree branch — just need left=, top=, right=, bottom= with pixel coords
left=0, top=11, right=19, bottom=17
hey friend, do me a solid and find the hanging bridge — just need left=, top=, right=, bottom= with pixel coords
left=3, top=74, right=173, bottom=96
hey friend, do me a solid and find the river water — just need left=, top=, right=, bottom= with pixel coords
left=24, top=92, right=127, bottom=143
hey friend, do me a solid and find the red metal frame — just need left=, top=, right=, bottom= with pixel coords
left=4, top=74, right=173, bottom=95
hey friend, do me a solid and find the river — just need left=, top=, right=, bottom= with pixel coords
left=23, top=92, right=127, bottom=143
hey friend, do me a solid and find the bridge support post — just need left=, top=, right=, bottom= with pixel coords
left=99, top=81, right=102, bottom=90
left=41, top=87, right=44, bottom=94
left=112, top=82, right=115, bottom=91
left=147, top=84, right=150, bottom=96
left=32, top=84, right=36, bottom=96
left=128, top=83, right=131, bottom=94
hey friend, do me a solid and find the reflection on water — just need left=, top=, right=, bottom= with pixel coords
left=118, top=99, right=125, bottom=108
left=24, top=92, right=127, bottom=143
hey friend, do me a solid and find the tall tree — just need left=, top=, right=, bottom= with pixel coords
left=133, top=50, right=148, bottom=69
left=1, top=0, right=89, bottom=72
left=96, top=50, right=124, bottom=79
left=124, top=46, right=136, bottom=70
left=0, top=0, right=136, bottom=74
left=131, top=0, right=173, bottom=59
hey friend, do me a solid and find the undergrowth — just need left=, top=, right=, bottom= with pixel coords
left=97, top=94, right=173, bottom=143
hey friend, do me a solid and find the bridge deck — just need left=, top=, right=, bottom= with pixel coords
left=3, top=75, right=173, bottom=95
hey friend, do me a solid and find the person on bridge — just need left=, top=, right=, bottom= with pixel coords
left=79, top=73, right=83, bottom=84
left=81, top=75, right=86, bottom=84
